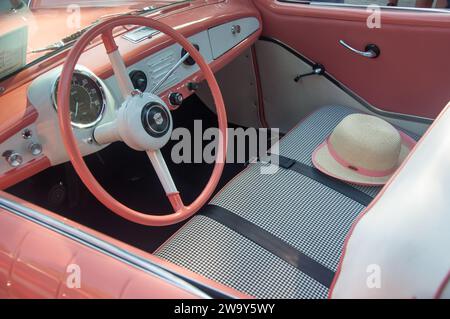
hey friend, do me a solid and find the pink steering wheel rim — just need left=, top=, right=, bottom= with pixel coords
left=57, top=16, right=228, bottom=226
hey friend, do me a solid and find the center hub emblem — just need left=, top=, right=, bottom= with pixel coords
left=154, top=112, right=164, bottom=126
left=141, top=102, right=170, bottom=137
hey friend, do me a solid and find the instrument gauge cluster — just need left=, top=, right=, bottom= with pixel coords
left=52, top=70, right=106, bottom=129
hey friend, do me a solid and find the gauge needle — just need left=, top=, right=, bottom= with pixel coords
left=75, top=101, right=79, bottom=117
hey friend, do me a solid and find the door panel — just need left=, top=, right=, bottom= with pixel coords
left=254, top=0, right=450, bottom=119
left=255, top=39, right=429, bottom=135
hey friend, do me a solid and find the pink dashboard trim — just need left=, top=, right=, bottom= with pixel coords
left=0, top=105, right=38, bottom=145
left=0, top=157, right=51, bottom=191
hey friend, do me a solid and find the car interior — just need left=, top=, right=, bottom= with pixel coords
left=0, top=0, right=449, bottom=299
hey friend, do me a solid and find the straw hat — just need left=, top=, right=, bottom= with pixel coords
left=312, top=114, right=416, bottom=186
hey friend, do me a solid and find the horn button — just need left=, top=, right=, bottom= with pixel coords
left=141, top=102, right=170, bottom=137
left=117, top=92, right=173, bottom=151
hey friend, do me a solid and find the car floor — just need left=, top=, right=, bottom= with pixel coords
left=6, top=95, right=250, bottom=253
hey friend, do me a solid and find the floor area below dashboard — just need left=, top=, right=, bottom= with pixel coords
left=6, top=95, right=250, bottom=253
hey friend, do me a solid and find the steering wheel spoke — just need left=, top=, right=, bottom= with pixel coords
left=93, top=120, right=121, bottom=145
left=101, top=29, right=134, bottom=101
left=147, top=149, right=185, bottom=212
left=146, top=150, right=178, bottom=193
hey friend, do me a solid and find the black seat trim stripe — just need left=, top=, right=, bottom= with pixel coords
left=199, top=205, right=335, bottom=288
left=274, top=155, right=373, bottom=207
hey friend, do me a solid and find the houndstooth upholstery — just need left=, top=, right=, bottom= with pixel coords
left=156, top=105, right=420, bottom=299
left=157, top=215, right=329, bottom=299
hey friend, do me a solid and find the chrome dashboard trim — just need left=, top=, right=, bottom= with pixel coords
left=122, top=26, right=159, bottom=44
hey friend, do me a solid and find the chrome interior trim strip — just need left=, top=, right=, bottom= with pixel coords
left=279, top=1, right=450, bottom=13
left=0, top=196, right=234, bottom=299
left=259, top=37, right=434, bottom=125
left=313, top=2, right=450, bottom=13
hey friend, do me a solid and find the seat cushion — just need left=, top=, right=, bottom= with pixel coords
left=155, top=105, right=419, bottom=299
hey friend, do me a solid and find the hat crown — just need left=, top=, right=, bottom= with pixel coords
left=329, top=114, right=401, bottom=171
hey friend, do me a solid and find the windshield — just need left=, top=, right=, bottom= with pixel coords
left=0, top=0, right=191, bottom=81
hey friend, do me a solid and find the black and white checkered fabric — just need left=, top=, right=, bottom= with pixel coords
left=156, top=106, right=419, bottom=299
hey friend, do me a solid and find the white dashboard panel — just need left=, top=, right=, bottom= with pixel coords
left=0, top=124, right=42, bottom=174
left=104, top=30, right=214, bottom=103
left=208, top=17, right=260, bottom=59
left=26, top=65, right=117, bottom=166
left=105, top=18, right=260, bottom=103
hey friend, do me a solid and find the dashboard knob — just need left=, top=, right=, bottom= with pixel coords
left=129, top=70, right=148, bottom=92
left=28, top=143, right=43, bottom=156
left=3, top=151, right=23, bottom=167
left=187, top=82, right=199, bottom=91
left=231, top=25, right=241, bottom=35
left=22, top=129, right=32, bottom=139
left=181, top=44, right=200, bottom=66
left=169, top=92, right=183, bottom=106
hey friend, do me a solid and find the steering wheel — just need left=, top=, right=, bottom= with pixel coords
left=57, top=16, right=228, bottom=226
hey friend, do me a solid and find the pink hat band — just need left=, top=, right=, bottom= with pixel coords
left=326, top=136, right=398, bottom=178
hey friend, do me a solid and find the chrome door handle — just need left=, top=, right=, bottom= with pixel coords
left=339, top=40, right=380, bottom=58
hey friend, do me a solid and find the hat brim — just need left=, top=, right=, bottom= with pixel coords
left=312, top=131, right=416, bottom=186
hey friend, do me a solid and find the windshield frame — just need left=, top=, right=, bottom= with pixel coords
left=0, top=0, right=192, bottom=82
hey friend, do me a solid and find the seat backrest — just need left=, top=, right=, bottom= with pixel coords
left=330, top=102, right=450, bottom=299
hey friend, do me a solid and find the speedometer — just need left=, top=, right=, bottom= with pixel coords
left=53, top=71, right=106, bottom=128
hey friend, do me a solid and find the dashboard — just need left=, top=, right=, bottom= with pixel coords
left=0, top=0, right=262, bottom=190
